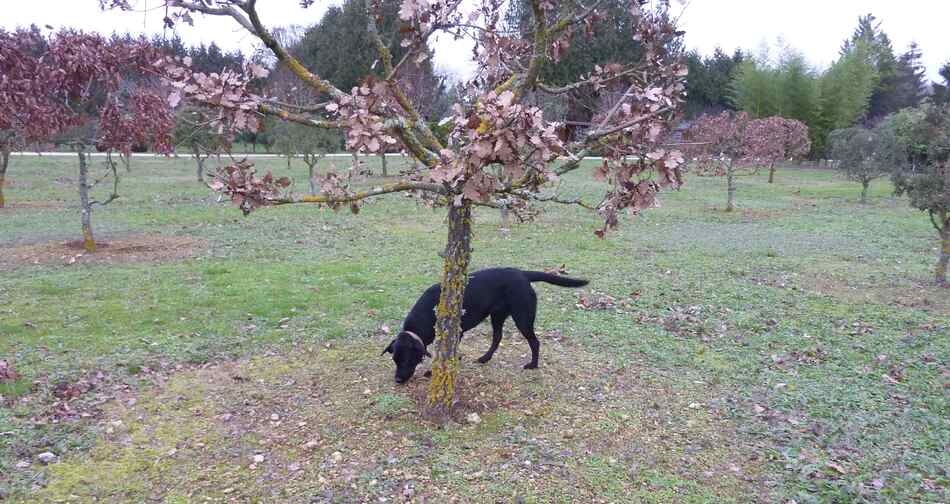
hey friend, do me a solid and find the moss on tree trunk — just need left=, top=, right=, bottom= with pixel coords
left=427, top=201, right=473, bottom=408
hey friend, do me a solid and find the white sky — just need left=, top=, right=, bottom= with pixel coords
left=2, top=1, right=947, bottom=81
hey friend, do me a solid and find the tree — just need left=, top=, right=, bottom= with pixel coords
left=817, top=38, right=879, bottom=149
left=0, top=27, right=63, bottom=209
left=890, top=43, right=927, bottom=111
left=686, top=111, right=758, bottom=211
left=828, top=125, right=897, bottom=203
left=270, top=122, right=340, bottom=194
left=106, top=0, right=687, bottom=409
left=841, top=13, right=899, bottom=120
left=933, top=62, right=950, bottom=105
left=0, top=29, right=174, bottom=250
left=744, top=116, right=811, bottom=183
left=684, top=48, right=742, bottom=118
left=887, top=104, right=950, bottom=285
left=730, top=53, right=779, bottom=118
left=173, top=107, right=232, bottom=182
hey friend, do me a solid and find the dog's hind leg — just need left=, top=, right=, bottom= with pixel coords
left=511, top=293, right=540, bottom=369
left=477, top=312, right=506, bottom=364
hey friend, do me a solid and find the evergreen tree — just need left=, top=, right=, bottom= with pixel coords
left=933, top=62, right=950, bottom=105
left=841, top=14, right=901, bottom=119
left=685, top=48, right=743, bottom=117
left=891, top=43, right=927, bottom=110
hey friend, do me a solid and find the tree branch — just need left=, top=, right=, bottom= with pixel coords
left=269, top=180, right=446, bottom=206
left=363, top=0, right=445, bottom=156
left=587, top=106, right=673, bottom=141
left=516, top=0, right=548, bottom=98
left=259, top=103, right=342, bottom=129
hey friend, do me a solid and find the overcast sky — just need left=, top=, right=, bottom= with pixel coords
left=3, top=1, right=947, bottom=82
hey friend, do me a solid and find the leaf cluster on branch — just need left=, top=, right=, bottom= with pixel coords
left=122, top=0, right=688, bottom=236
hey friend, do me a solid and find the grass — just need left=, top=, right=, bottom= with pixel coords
left=1, top=154, right=947, bottom=502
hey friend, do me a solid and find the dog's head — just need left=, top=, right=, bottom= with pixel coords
left=381, top=332, right=431, bottom=383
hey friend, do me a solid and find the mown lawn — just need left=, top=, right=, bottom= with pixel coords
left=1, top=154, right=947, bottom=503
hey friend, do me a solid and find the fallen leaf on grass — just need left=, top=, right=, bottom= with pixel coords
left=0, top=360, right=20, bottom=383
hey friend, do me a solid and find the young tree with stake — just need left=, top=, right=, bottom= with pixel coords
left=105, top=0, right=688, bottom=408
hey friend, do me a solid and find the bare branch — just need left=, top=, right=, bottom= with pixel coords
left=259, top=103, right=342, bottom=129
left=166, top=0, right=255, bottom=32
left=270, top=180, right=446, bottom=206
left=587, top=106, right=674, bottom=141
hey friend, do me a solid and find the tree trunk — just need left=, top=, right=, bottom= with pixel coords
left=936, top=224, right=949, bottom=286
left=500, top=204, right=510, bottom=230
left=0, top=144, right=9, bottom=208
left=77, top=148, right=96, bottom=252
left=861, top=180, right=869, bottom=204
left=307, top=161, right=317, bottom=195
left=379, top=152, right=388, bottom=177
left=768, top=162, right=776, bottom=184
left=352, top=151, right=360, bottom=173
left=725, top=161, right=736, bottom=212
left=193, top=144, right=206, bottom=182
left=427, top=201, right=473, bottom=408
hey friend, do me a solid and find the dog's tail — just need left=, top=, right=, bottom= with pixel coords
left=523, top=271, right=589, bottom=288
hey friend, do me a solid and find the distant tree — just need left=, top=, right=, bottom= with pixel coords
left=828, top=125, right=898, bottom=203
left=841, top=13, right=900, bottom=120
left=744, top=117, right=811, bottom=183
left=685, top=48, right=742, bottom=117
left=173, top=107, right=232, bottom=182
left=1, top=30, right=173, bottom=250
left=890, top=43, right=928, bottom=111
left=933, top=62, right=950, bottom=105
left=775, top=48, right=819, bottom=125
left=0, top=27, right=61, bottom=209
left=730, top=53, right=779, bottom=118
left=886, top=104, right=950, bottom=285
left=270, top=123, right=340, bottom=194
left=686, top=111, right=758, bottom=212
left=818, top=39, right=879, bottom=129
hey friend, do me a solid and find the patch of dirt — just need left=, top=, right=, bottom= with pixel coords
left=799, top=271, right=950, bottom=316
left=739, top=208, right=788, bottom=221
left=28, top=334, right=767, bottom=503
left=0, top=234, right=204, bottom=271
left=0, top=200, right=66, bottom=210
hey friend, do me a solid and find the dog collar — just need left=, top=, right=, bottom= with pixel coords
left=403, top=330, right=425, bottom=348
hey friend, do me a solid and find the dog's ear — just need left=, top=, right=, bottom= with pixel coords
left=381, top=340, right=395, bottom=356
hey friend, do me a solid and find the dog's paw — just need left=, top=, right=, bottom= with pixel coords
left=523, top=363, right=538, bottom=370
left=423, top=370, right=432, bottom=378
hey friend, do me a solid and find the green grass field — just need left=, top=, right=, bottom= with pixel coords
left=1, top=154, right=947, bottom=502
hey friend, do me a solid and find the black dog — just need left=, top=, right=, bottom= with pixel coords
left=382, top=268, right=588, bottom=383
